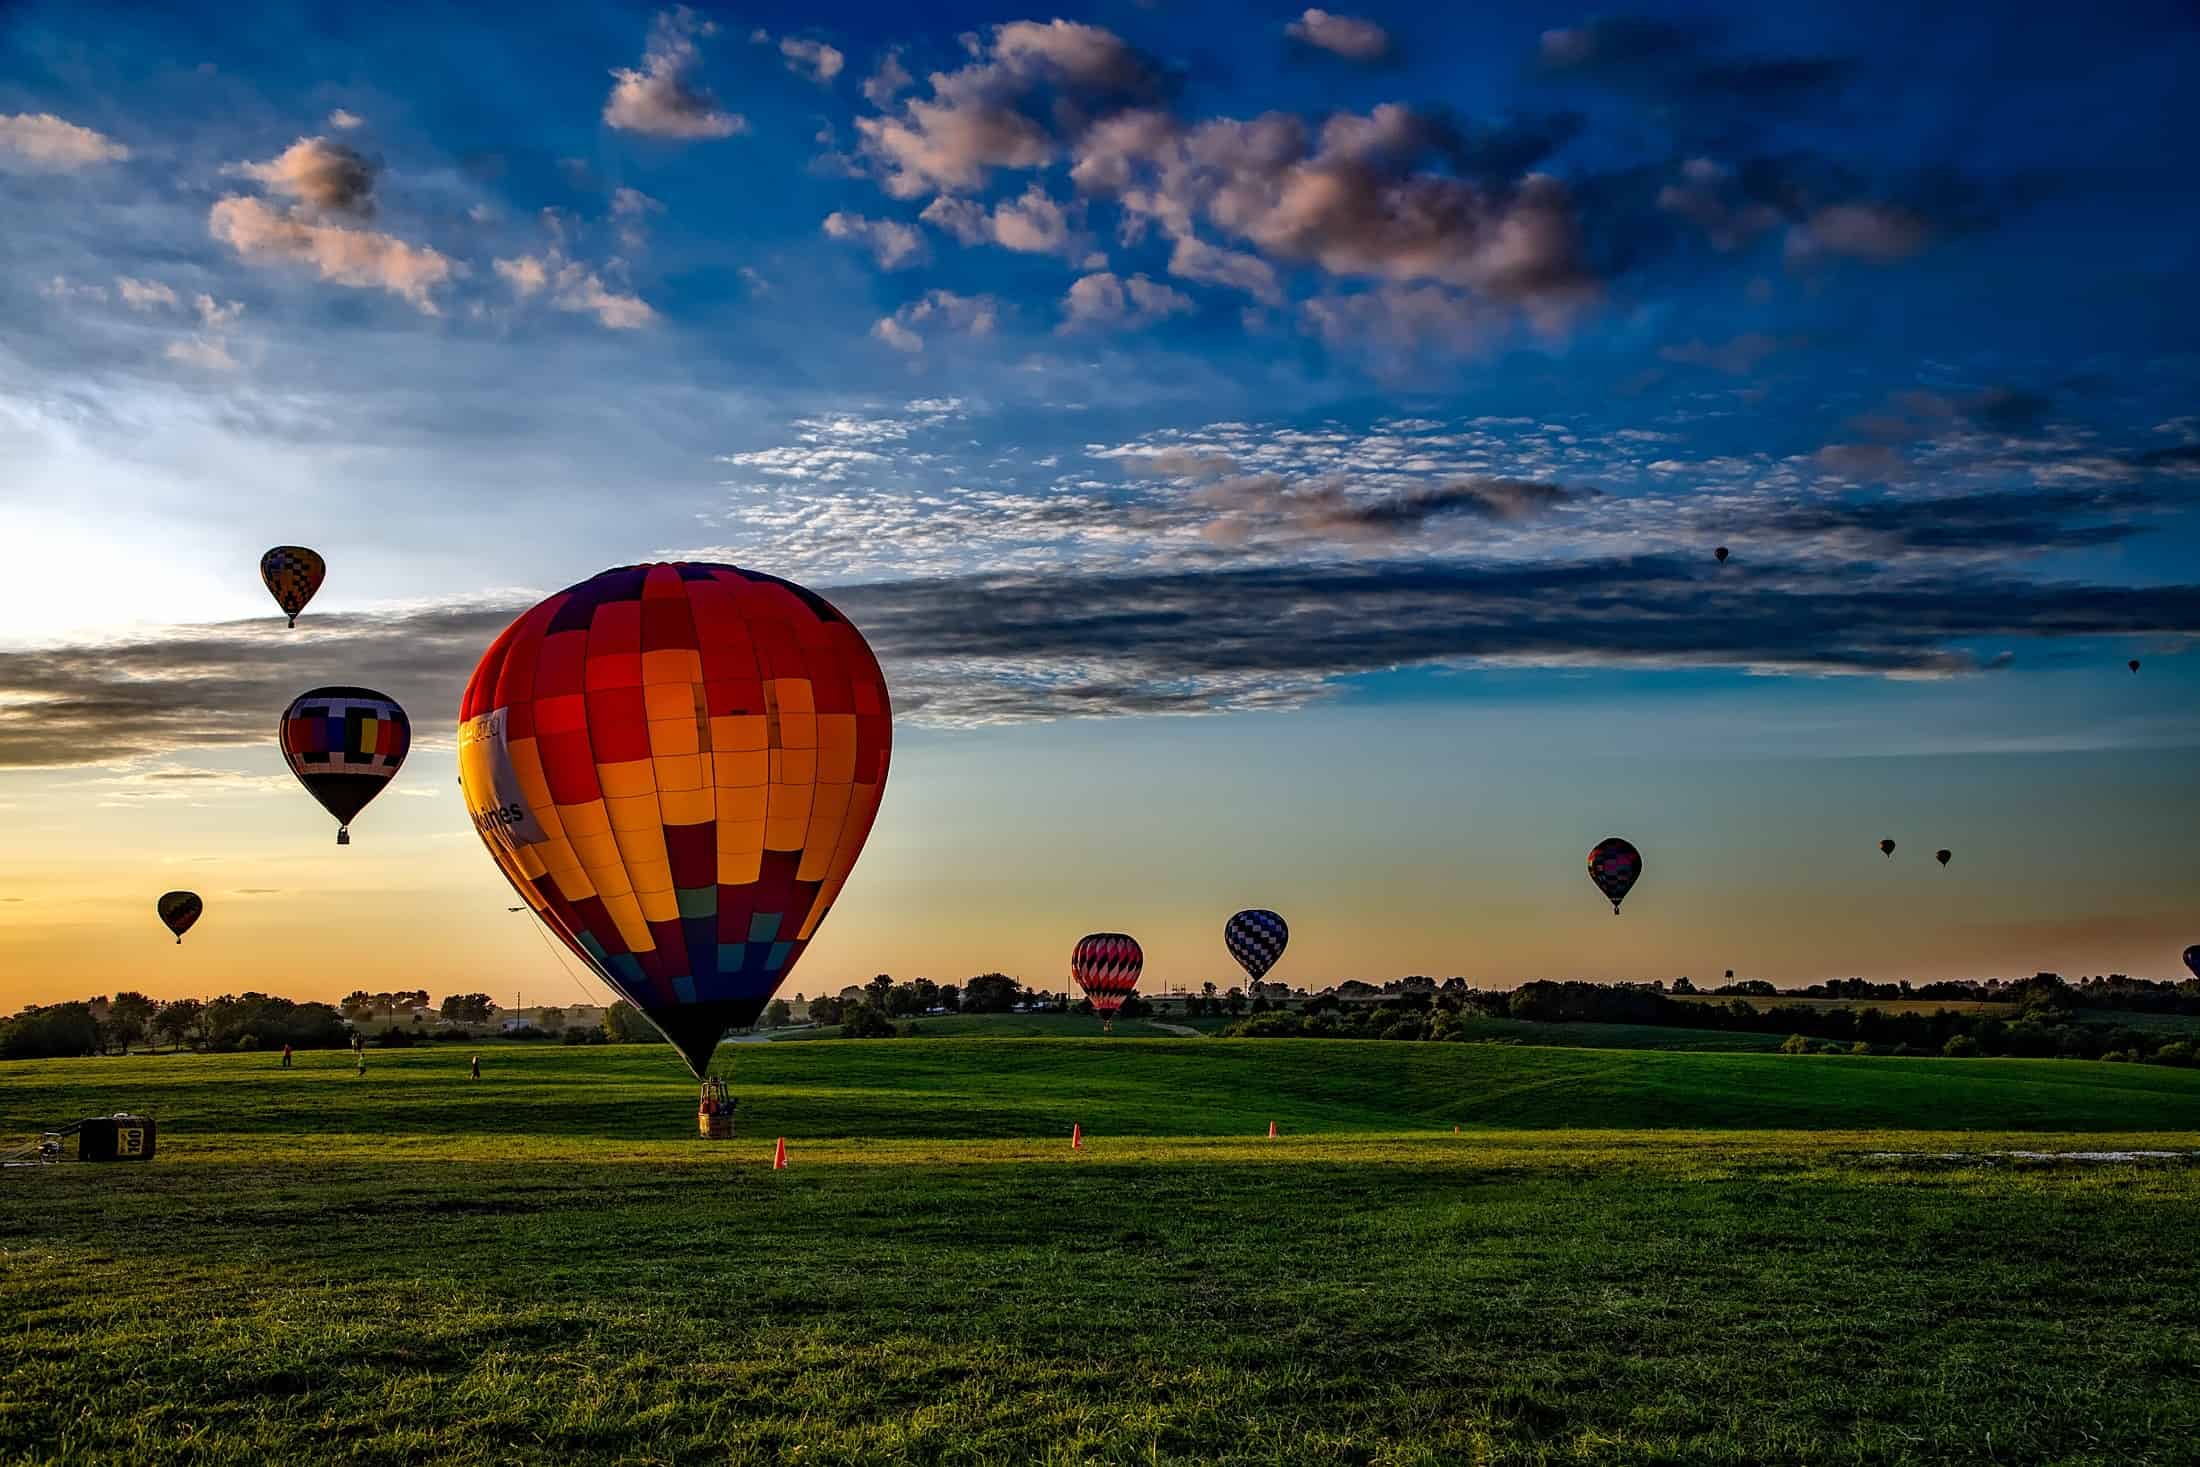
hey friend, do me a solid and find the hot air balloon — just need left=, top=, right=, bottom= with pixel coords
left=2184, top=945, right=2199, bottom=982
left=457, top=563, right=892, bottom=1080
left=280, top=686, right=410, bottom=845
left=1936, top=849, right=1952, bottom=867
left=1879, top=839, right=1897, bottom=858
left=2129, top=659, right=2141, bottom=674
left=157, top=891, right=202, bottom=944
left=1224, top=909, right=1289, bottom=983
left=1714, top=546, right=1730, bottom=564
left=1586, top=838, right=1641, bottom=914
left=260, top=546, right=325, bottom=629
left=1072, top=933, right=1144, bottom=1031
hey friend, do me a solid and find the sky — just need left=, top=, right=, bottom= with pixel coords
left=2, top=0, right=2196, bottom=1010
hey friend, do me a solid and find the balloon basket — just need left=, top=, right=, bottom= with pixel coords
left=337, top=827, right=350, bottom=847
left=697, top=1077, right=735, bottom=1140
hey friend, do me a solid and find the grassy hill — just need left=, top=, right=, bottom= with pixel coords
left=4, top=1041, right=2197, bottom=1464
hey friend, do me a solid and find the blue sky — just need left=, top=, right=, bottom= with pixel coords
left=1, top=1, right=2195, bottom=1002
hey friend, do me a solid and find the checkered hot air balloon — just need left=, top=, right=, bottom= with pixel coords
left=1586, top=837, right=1642, bottom=914
left=457, top=563, right=893, bottom=1079
left=1072, top=932, right=1144, bottom=1031
left=1224, top=909, right=1289, bottom=982
left=259, top=546, right=325, bottom=629
left=156, top=891, right=202, bottom=944
left=280, top=686, right=409, bottom=845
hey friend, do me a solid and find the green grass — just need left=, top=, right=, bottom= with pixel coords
left=1671, top=993, right=2010, bottom=1016
left=780, top=1008, right=1788, bottom=1050
left=776, top=1011, right=1221, bottom=1040
left=4, top=1042, right=2198, bottom=1464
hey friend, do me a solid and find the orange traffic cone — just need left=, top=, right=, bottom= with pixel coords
left=1071, top=1123, right=1083, bottom=1150
left=772, top=1137, right=787, bottom=1170
left=1267, top=1120, right=1278, bottom=1138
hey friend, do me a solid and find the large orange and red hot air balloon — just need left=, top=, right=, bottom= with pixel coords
left=457, top=563, right=892, bottom=1077
left=1072, top=933, right=1143, bottom=1031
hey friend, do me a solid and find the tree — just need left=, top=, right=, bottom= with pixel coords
left=107, top=991, right=157, bottom=1053
left=865, top=973, right=895, bottom=1010
left=762, top=998, right=792, bottom=1029
left=602, top=1001, right=658, bottom=1044
left=440, top=993, right=495, bottom=1024
left=841, top=1004, right=898, bottom=1039
left=1225, top=987, right=1246, bottom=1016
left=808, top=994, right=846, bottom=1026
left=962, top=973, right=1023, bottom=1013
left=153, top=998, right=207, bottom=1051
left=936, top=984, right=961, bottom=1013
left=339, top=990, right=374, bottom=1021
left=0, top=1003, right=102, bottom=1060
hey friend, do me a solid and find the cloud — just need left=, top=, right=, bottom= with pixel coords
left=855, top=20, right=1160, bottom=197
left=164, top=337, right=239, bottom=371
left=777, top=37, right=845, bottom=85
left=870, top=290, right=1000, bottom=352
left=862, top=50, right=913, bottom=108
left=1301, top=284, right=1498, bottom=355
left=115, top=277, right=178, bottom=311
left=0, top=112, right=130, bottom=170
left=1195, top=474, right=1592, bottom=545
left=1656, top=157, right=1781, bottom=251
left=1966, top=388, right=2052, bottom=437
left=327, top=108, right=364, bottom=130
left=1286, top=9, right=1391, bottom=61
left=13, top=554, right=2192, bottom=759
left=1537, top=17, right=1853, bottom=126
left=234, top=135, right=378, bottom=215
left=822, top=211, right=928, bottom=269
left=1658, top=332, right=1795, bottom=376
left=605, top=8, right=746, bottom=139
left=209, top=195, right=452, bottom=312
left=494, top=253, right=655, bottom=329
left=1074, top=105, right=1598, bottom=321
left=1062, top=272, right=1193, bottom=330
left=1786, top=202, right=1931, bottom=264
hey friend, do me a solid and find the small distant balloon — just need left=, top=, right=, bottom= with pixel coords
left=1587, top=837, right=1642, bottom=914
left=2129, top=659, right=2141, bottom=674
left=1714, top=546, right=1730, bottom=564
left=1936, top=849, right=1952, bottom=867
left=1224, top=909, right=1289, bottom=982
left=259, top=546, right=326, bottom=629
left=1072, top=933, right=1144, bottom=1031
left=1879, top=839, right=1897, bottom=858
left=2184, top=945, right=2199, bottom=981
left=157, top=891, right=202, bottom=944
left=280, top=686, right=409, bottom=844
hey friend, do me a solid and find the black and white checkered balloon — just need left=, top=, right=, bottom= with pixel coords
left=1223, top=908, right=1289, bottom=981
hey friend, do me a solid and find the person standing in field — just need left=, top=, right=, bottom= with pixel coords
left=281, top=1043, right=292, bottom=1069
left=469, top=1055, right=480, bottom=1079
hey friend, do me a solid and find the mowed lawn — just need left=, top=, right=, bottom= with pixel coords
left=4, top=1041, right=2199, bottom=1465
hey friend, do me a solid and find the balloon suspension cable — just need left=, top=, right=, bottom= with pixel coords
left=513, top=905, right=615, bottom=1010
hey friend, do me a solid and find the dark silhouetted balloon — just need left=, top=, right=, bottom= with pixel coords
left=1073, top=933, right=1144, bottom=1030
left=280, top=686, right=409, bottom=845
left=458, top=563, right=892, bottom=1079
left=1879, top=839, right=1897, bottom=858
left=260, top=546, right=325, bottom=629
left=2185, top=945, right=2199, bottom=982
left=1714, top=546, right=1730, bottom=564
left=1936, top=849, right=1951, bottom=867
left=157, top=891, right=202, bottom=944
left=1224, top=909, right=1289, bottom=982
left=2130, top=659, right=2141, bottom=673
left=1587, top=837, right=1642, bottom=914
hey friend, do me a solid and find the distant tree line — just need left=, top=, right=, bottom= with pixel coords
left=1221, top=972, right=2200, bottom=1064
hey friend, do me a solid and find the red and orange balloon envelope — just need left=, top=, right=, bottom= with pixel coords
left=157, top=890, right=202, bottom=944
left=260, top=546, right=325, bottom=629
left=457, top=563, right=892, bottom=1077
left=1587, top=838, right=1641, bottom=914
left=1073, top=933, right=1144, bottom=1028
left=280, top=687, right=409, bottom=845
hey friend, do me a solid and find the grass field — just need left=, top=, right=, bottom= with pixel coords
left=5, top=1040, right=2199, bottom=1464
left=774, top=1011, right=1786, bottom=1049
left=1670, top=993, right=2010, bottom=1017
